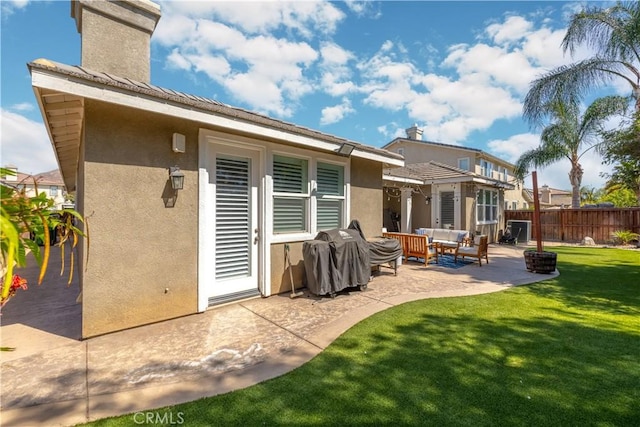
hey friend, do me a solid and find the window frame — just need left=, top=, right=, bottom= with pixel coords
left=476, top=188, right=498, bottom=224
left=270, top=151, right=349, bottom=243
left=316, top=161, right=346, bottom=231
left=272, top=154, right=310, bottom=235
left=480, top=160, right=494, bottom=178
left=458, top=157, right=470, bottom=171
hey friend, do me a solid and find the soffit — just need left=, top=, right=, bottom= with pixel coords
left=35, top=88, right=84, bottom=192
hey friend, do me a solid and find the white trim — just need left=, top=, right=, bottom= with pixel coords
left=198, top=129, right=266, bottom=308
left=383, top=175, right=423, bottom=185
left=268, top=149, right=350, bottom=244
left=31, top=70, right=403, bottom=166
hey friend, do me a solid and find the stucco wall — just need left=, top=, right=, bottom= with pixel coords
left=76, top=1, right=158, bottom=82
left=269, top=242, right=306, bottom=295
left=411, top=189, right=431, bottom=229
left=389, top=141, right=476, bottom=168
left=269, top=158, right=384, bottom=296
left=81, top=101, right=198, bottom=337
left=350, top=158, right=383, bottom=239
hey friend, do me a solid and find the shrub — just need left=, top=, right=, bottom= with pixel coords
left=611, top=230, right=640, bottom=245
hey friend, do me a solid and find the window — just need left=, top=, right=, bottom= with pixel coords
left=397, top=148, right=404, bottom=156
left=502, top=167, right=508, bottom=182
left=50, top=186, right=59, bottom=197
left=512, top=201, right=518, bottom=210
left=458, top=158, right=469, bottom=171
left=273, top=155, right=309, bottom=233
left=481, top=160, right=493, bottom=178
left=476, top=189, right=498, bottom=223
left=272, top=155, right=346, bottom=235
left=316, top=162, right=344, bottom=230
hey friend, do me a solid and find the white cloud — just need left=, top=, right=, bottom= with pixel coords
left=344, top=1, right=381, bottom=18
left=485, top=15, right=533, bottom=46
left=1, top=0, right=30, bottom=17
left=159, top=1, right=345, bottom=38
left=443, top=43, right=538, bottom=94
left=0, top=109, right=57, bottom=174
left=355, top=13, right=571, bottom=144
left=320, top=98, right=355, bottom=125
left=155, top=3, right=322, bottom=117
left=9, top=102, right=34, bottom=112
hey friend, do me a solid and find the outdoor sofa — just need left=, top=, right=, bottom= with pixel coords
left=415, top=228, right=470, bottom=253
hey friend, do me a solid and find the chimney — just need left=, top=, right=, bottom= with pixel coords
left=541, top=184, right=551, bottom=204
left=71, top=0, right=161, bottom=83
left=405, top=124, right=423, bottom=141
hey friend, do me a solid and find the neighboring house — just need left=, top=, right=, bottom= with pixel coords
left=523, top=185, right=572, bottom=209
left=28, top=0, right=403, bottom=338
left=0, top=166, right=70, bottom=209
left=382, top=125, right=526, bottom=242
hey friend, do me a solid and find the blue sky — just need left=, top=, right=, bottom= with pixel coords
left=1, top=0, right=626, bottom=190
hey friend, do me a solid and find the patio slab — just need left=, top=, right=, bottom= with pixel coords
left=0, top=243, right=556, bottom=426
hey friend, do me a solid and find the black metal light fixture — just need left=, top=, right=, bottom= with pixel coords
left=169, top=166, right=185, bottom=190
left=336, top=142, right=356, bottom=157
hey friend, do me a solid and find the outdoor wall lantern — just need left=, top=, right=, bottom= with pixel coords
left=169, top=166, right=185, bottom=190
left=336, top=142, right=356, bottom=157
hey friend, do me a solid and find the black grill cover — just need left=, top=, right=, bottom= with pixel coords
left=347, top=220, right=403, bottom=265
left=302, top=240, right=340, bottom=297
left=303, top=228, right=370, bottom=296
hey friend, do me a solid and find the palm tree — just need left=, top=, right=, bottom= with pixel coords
left=515, top=96, right=628, bottom=208
left=580, top=186, right=600, bottom=205
left=523, top=1, right=640, bottom=127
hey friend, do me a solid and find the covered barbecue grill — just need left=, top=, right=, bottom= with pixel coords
left=348, top=220, right=403, bottom=275
left=303, top=228, right=370, bottom=297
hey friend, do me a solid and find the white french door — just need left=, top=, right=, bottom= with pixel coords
left=200, top=141, right=261, bottom=308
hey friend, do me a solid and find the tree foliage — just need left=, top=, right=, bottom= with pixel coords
left=515, top=96, right=628, bottom=208
left=523, top=1, right=640, bottom=128
left=0, top=168, right=87, bottom=309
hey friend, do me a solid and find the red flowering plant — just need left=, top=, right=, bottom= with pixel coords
left=1, top=167, right=88, bottom=310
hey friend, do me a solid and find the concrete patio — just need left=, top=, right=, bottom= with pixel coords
left=0, top=243, right=557, bottom=426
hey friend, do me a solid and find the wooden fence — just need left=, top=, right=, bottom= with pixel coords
left=505, top=208, right=640, bottom=244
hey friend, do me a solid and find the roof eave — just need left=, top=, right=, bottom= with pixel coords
left=29, top=62, right=404, bottom=179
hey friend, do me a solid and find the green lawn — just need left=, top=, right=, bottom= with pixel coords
left=87, top=247, right=640, bottom=426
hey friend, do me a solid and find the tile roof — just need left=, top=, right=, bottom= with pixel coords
left=384, top=161, right=515, bottom=189
left=29, top=59, right=403, bottom=163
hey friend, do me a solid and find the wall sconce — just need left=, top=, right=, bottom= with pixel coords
left=169, top=166, right=185, bottom=190
left=425, top=196, right=432, bottom=205
left=336, top=142, right=356, bottom=157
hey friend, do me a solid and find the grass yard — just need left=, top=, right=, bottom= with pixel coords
left=88, top=247, right=639, bottom=426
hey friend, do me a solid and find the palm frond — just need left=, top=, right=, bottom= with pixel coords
left=522, top=58, right=631, bottom=127
left=563, top=2, right=640, bottom=63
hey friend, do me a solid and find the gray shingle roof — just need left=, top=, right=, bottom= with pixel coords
left=28, top=59, right=403, bottom=163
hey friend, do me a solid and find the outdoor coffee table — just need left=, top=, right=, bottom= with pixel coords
left=439, top=242, right=458, bottom=256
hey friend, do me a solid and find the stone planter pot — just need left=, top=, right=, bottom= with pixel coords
left=524, top=250, right=557, bottom=274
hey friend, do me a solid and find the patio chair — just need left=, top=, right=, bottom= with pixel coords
left=454, top=235, right=488, bottom=266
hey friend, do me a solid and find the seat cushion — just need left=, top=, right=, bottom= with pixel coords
left=432, top=229, right=451, bottom=241
left=457, top=246, right=479, bottom=255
